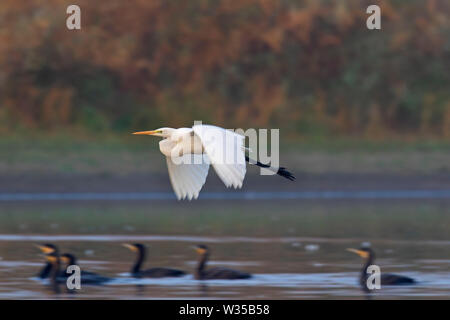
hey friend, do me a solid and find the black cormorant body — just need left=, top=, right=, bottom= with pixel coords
left=194, top=245, right=252, bottom=280
left=123, top=243, right=186, bottom=278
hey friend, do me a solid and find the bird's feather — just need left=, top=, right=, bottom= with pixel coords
left=166, top=154, right=210, bottom=200
left=193, top=125, right=246, bottom=189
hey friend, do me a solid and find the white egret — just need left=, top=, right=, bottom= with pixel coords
left=133, top=124, right=294, bottom=200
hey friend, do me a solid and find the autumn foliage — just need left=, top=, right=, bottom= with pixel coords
left=0, top=0, right=449, bottom=138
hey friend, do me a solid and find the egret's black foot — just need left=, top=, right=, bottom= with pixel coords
left=277, top=167, right=296, bottom=181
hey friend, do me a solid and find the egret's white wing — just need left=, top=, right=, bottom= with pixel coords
left=193, top=125, right=246, bottom=188
left=166, top=154, right=210, bottom=200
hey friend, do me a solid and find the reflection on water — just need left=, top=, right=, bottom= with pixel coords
left=0, top=200, right=449, bottom=299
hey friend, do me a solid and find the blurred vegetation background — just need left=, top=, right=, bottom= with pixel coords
left=0, top=0, right=449, bottom=141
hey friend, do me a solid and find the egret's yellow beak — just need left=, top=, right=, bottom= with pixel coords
left=122, top=244, right=138, bottom=252
left=132, top=130, right=160, bottom=135
left=35, top=244, right=55, bottom=254
left=347, top=248, right=369, bottom=259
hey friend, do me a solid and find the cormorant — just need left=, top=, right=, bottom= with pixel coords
left=123, top=243, right=186, bottom=278
left=194, top=245, right=252, bottom=280
left=347, top=247, right=416, bottom=291
left=59, top=253, right=112, bottom=285
left=36, top=243, right=58, bottom=279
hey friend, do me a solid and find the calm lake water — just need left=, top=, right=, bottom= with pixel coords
left=0, top=199, right=449, bottom=299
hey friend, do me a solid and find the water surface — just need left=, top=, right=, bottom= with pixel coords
left=0, top=200, right=449, bottom=299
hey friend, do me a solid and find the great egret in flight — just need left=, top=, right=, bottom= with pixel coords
left=133, top=124, right=294, bottom=200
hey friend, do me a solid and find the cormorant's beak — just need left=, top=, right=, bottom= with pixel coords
left=346, top=248, right=369, bottom=259
left=35, top=244, right=55, bottom=254
left=60, top=256, right=69, bottom=264
left=46, top=255, right=58, bottom=264
left=193, top=246, right=206, bottom=255
left=132, top=130, right=159, bottom=135
left=122, top=244, right=138, bottom=252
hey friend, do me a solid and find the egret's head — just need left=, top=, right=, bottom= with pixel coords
left=132, top=127, right=174, bottom=138
left=194, top=244, right=209, bottom=256
left=347, top=247, right=373, bottom=259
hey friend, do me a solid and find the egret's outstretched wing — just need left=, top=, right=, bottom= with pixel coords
left=166, top=154, right=210, bottom=200
left=193, top=125, right=246, bottom=188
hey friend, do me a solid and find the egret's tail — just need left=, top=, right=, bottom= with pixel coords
left=245, top=156, right=296, bottom=181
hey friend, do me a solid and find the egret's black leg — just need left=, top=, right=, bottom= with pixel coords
left=245, top=156, right=295, bottom=181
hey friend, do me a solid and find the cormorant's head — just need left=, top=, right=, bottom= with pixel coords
left=60, top=253, right=76, bottom=265
left=45, top=252, right=59, bottom=265
left=123, top=243, right=145, bottom=253
left=194, top=244, right=209, bottom=255
left=347, top=247, right=373, bottom=259
left=36, top=243, right=57, bottom=255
